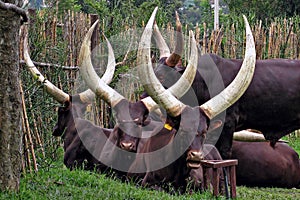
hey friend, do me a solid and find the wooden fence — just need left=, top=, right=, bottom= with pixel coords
left=20, top=9, right=300, bottom=173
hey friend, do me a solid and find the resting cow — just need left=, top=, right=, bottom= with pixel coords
left=23, top=26, right=139, bottom=171
left=151, top=14, right=300, bottom=159
left=24, top=15, right=196, bottom=172
left=79, top=7, right=255, bottom=180
left=122, top=7, right=255, bottom=193
left=231, top=140, right=300, bottom=188
left=78, top=11, right=204, bottom=173
left=63, top=118, right=112, bottom=171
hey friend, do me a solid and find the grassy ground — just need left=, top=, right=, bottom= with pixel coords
left=0, top=137, right=299, bottom=200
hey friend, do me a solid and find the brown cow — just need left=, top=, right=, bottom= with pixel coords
left=63, top=118, right=112, bottom=171
left=78, top=12, right=200, bottom=172
left=231, top=140, right=300, bottom=188
left=123, top=7, right=255, bottom=191
left=23, top=25, right=117, bottom=170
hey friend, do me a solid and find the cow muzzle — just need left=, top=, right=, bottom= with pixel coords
left=186, top=150, right=203, bottom=169
left=120, top=141, right=135, bottom=152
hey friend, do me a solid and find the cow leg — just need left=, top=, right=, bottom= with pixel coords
left=64, top=135, right=85, bottom=169
left=216, top=123, right=235, bottom=159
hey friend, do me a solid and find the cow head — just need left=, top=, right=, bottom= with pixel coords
left=111, top=100, right=150, bottom=152
left=137, top=7, right=256, bottom=169
left=52, top=95, right=90, bottom=137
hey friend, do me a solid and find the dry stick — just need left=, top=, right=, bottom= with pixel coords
left=214, top=27, right=223, bottom=54
left=230, top=24, right=236, bottom=58
left=20, top=81, right=38, bottom=172
left=98, top=100, right=103, bottom=127
left=22, top=128, right=32, bottom=173
left=274, top=23, right=281, bottom=57
left=283, top=21, right=293, bottom=57
left=202, top=23, right=207, bottom=54
left=20, top=60, right=79, bottom=70
left=208, top=30, right=214, bottom=53
left=116, top=33, right=134, bottom=67
left=195, top=23, right=200, bottom=47
left=21, top=90, right=32, bottom=174
left=255, top=20, right=263, bottom=59
left=184, top=24, right=188, bottom=66
left=267, top=23, right=274, bottom=58
left=187, top=30, right=191, bottom=61
left=27, top=91, right=45, bottom=158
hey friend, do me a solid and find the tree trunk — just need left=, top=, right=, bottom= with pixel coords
left=0, top=0, right=23, bottom=191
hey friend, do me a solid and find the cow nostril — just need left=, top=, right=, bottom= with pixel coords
left=190, top=151, right=203, bottom=160
left=120, top=142, right=133, bottom=150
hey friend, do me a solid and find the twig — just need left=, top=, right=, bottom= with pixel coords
left=20, top=60, right=79, bottom=70
left=115, top=33, right=134, bottom=67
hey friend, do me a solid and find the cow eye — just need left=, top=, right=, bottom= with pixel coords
left=133, top=118, right=139, bottom=122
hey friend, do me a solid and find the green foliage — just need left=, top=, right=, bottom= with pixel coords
left=224, top=0, right=300, bottom=22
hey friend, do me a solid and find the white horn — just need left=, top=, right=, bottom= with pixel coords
left=200, top=15, right=256, bottom=119
left=138, top=7, right=198, bottom=117
left=23, top=26, right=69, bottom=104
left=79, top=20, right=125, bottom=108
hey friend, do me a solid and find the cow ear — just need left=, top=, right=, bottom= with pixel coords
left=208, top=120, right=223, bottom=132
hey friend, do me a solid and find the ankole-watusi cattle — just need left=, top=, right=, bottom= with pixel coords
left=232, top=140, right=300, bottom=188
left=77, top=9, right=208, bottom=172
left=123, top=7, right=255, bottom=190
left=151, top=17, right=300, bottom=159
left=24, top=13, right=197, bottom=172
left=23, top=27, right=117, bottom=170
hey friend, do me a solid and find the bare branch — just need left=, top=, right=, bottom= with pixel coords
left=0, top=1, right=28, bottom=24
left=20, top=60, right=79, bottom=70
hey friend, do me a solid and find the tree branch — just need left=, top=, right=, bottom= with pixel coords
left=0, top=1, right=28, bottom=24
left=20, top=60, right=79, bottom=70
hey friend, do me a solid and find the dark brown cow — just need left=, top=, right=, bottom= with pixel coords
left=152, top=23, right=300, bottom=160
left=79, top=7, right=255, bottom=180
left=23, top=25, right=123, bottom=170
left=78, top=12, right=202, bottom=173
left=24, top=17, right=194, bottom=172
left=231, top=140, right=300, bottom=188
left=125, top=7, right=255, bottom=187
left=63, top=118, right=112, bottom=171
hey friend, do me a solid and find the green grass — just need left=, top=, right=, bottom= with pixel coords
left=1, top=137, right=299, bottom=200
left=0, top=163, right=299, bottom=200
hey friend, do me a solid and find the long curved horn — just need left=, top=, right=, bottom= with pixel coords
left=137, top=7, right=198, bottom=116
left=78, top=33, right=116, bottom=103
left=153, top=22, right=170, bottom=58
left=24, top=22, right=116, bottom=104
left=140, top=29, right=198, bottom=112
left=165, top=11, right=184, bottom=67
left=233, top=130, right=266, bottom=142
left=79, top=20, right=125, bottom=108
left=153, top=11, right=183, bottom=66
left=23, top=27, right=70, bottom=104
left=200, top=15, right=256, bottom=119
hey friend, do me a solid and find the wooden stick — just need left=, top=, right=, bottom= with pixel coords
left=21, top=108, right=32, bottom=174
left=27, top=90, right=45, bottom=158
left=20, top=81, right=38, bottom=172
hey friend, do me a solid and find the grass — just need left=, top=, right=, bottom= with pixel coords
left=0, top=137, right=299, bottom=200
